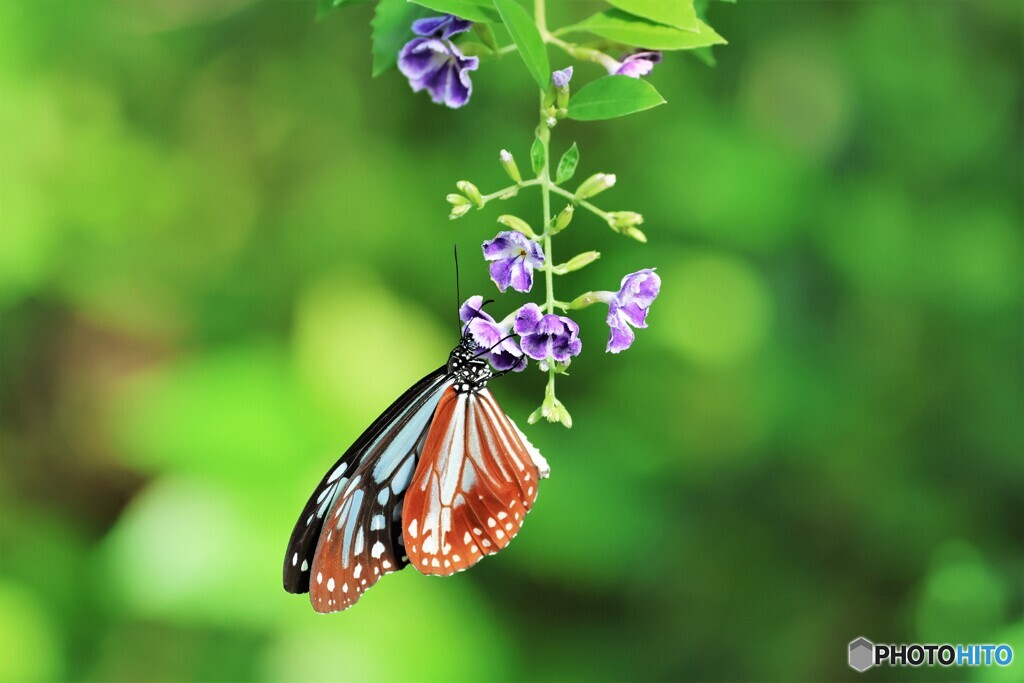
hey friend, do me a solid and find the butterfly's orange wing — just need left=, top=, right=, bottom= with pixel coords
left=402, top=387, right=544, bottom=576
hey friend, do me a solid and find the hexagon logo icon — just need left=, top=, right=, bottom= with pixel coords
left=849, top=637, right=874, bottom=672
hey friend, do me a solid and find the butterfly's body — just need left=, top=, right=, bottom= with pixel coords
left=283, top=335, right=548, bottom=612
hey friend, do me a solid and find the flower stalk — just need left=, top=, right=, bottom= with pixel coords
left=426, top=0, right=664, bottom=427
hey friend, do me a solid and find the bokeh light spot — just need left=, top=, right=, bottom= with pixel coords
left=661, top=252, right=774, bottom=366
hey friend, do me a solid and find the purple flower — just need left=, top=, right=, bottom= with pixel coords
left=482, top=231, right=545, bottom=293
left=612, top=50, right=662, bottom=79
left=514, top=303, right=582, bottom=362
left=551, top=66, right=573, bottom=88
left=459, top=296, right=525, bottom=372
left=398, top=34, right=479, bottom=108
left=606, top=269, right=661, bottom=353
left=411, top=14, right=472, bottom=40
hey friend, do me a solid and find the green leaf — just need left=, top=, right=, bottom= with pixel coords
left=567, top=76, right=665, bottom=121
left=530, top=135, right=545, bottom=175
left=372, top=0, right=431, bottom=77
left=555, top=143, right=580, bottom=184
left=493, top=0, right=550, bottom=89
left=691, top=46, right=716, bottom=67
left=409, top=0, right=501, bottom=23
left=316, top=0, right=367, bottom=20
left=606, top=0, right=698, bottom=31
left=567, top=10, right=726, bottom=50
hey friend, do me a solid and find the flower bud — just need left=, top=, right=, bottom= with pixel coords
left=456, top=180, right=483, bottom=207
left=551, top=204, right=574, bottom=234
left=449, top=203, right=472, bottom=220
left=475, top=23, right=499, bottom=53
left=566, top=291, right=613, bottom=309
left=499, top=149, right=522, bottom=184
left=530, top=386, right=573, bottom=427
left=575, top=173, right=616, bottom=199
left=497, top=214, right=537, bottom=239
left=624, top=226, right=648, bottom=243
left=447, top=193, right=471, bottom=206
left=546, top=116, right=557, bottom=129
left=606, top=211, right=644, bottom=230
left=560, top=251, right=600, bottom=273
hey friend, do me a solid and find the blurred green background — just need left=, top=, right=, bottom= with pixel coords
left=1, top=1, right=1022, bottom=681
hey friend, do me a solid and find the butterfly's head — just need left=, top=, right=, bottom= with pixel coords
left=448, top=336, right=493, bottom=394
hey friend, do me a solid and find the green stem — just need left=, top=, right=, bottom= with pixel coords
left=535, top=0, right=559, bottom=408
left=549, top=184, right=609, bottom=220
left=479, top=178, right=541, bottom=205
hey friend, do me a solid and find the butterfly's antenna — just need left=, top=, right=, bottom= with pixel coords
left=492, top=354, right=528, bottom=378
left=472, top=332, right=518, bottom=359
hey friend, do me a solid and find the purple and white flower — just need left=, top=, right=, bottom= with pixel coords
left=482, top=231, right=545, bottom=293
left=551, top=66, right=573, bottom=88
left=411, top=14, right=473, bottom=40
left=514, top=303, right=582, bottom=362
left=610, top=50, right=663, bottom=79
left=398, top=15, right=478, bottom=109
left=606, top=269, right=661, bottom=353
left=459, top=296, right=525, bottom=372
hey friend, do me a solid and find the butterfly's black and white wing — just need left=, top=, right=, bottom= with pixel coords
left=282, top=367, right=451, bottom=599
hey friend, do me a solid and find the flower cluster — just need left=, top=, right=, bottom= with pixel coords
left=393, top=13, right=671, bottom=425
left=398, top=14, right=662, bottom=110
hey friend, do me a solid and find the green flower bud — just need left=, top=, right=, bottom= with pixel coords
left=556, top=87, right=569, bottom=110
left=475, top=23, right=499, bottom=53
left=499, top=149, right=522, bottom=184
left=624, top=226, right=648, bottom=243
left=447, top=193, right=471, bottom=206
left=449, top=203, right=472, bottom=220
left=529, top=387, right=573, bottom=427
left=456, top=42, right=491, bottom=57
left=566, top=291, right=613, bottom=309
left=497, top=214, right=537, bottom=239
left=560, top=251, right=600, bottom=273
left=551, top=204, right=574, bottom=234
left=456, top=180, right=483, bottom=207
left=575, top=173, right=616, bottom=199
left=606, top=211, right=644, bottom=230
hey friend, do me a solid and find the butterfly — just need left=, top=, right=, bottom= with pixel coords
left=282, top=331, right=550, bottom=612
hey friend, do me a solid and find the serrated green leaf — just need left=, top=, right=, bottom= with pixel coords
left=493, top=0, right=549, bottom=89
left=555, top=143, right=579, bottom=184
left=409, top=0, right=500, bottom=23
left=372, top=0, right=431, bottom=77
left=606, top=0, right=698, bottom=31
left=530, top=135, right=545, bottom=175
left=567, top=10, right=726, bottom=50
left=316, top=0, right=367, bottom=20
left=567, top=76, right=665, bottom=121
